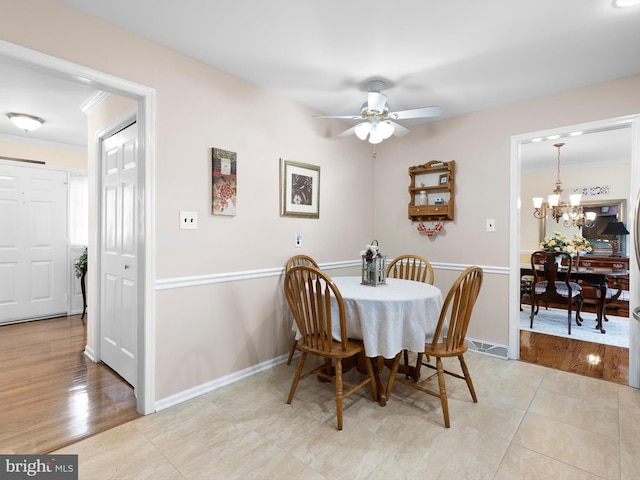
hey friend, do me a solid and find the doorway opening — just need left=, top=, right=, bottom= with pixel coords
left=510, top=115, right=640, bottom=387
left=0, top=41, right=156, bottom=414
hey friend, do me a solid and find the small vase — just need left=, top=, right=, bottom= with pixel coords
left=419, top=191, right=427, bottom=205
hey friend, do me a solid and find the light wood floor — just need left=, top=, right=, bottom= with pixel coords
left=0, top=315, right=140, bottom=454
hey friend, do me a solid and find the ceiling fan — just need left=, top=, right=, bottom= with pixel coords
left=316, top=80, right=442, bottom=144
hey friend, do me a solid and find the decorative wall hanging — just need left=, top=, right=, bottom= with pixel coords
left=212, top=147, right=237, bottom=216
left=280, top=159, right=320, bottom=218
left=417, top=222, right=444, bottom=237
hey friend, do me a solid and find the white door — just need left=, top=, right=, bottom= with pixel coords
left=100, top=122, right=138, bottom=387
left=0, top=164, right=68, bottom=324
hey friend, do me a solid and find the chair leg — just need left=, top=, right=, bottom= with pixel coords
left=385, top=352, right=403, bottom=400
left=435, top=357, right=450, bottom=428
left=335, top=358, right=344, bottom=430
left=287, top=352, right=307, bottom=404
left=286, top=337, right=297, bottom=365
left=567, top=304, right=572, bottom=335
left=458, top=354, right=477, bottom=403
left=575, top=298, right=583, bottom=326
left=529, top=299, right=536, bottom=329
left=403, top=349, right=410, bottom=378
left=363, top=355, right=378, bottom=402
left=415, top=352, right=425, bottom=381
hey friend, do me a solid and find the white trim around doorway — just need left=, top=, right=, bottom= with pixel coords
left=0, top=40, right=157, bottom=414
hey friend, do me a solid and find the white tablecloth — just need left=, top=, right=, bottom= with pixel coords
left=330, top=276, right=444, bottom=359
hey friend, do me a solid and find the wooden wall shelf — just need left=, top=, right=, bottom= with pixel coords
left=408, top=160, right=455, bottom=221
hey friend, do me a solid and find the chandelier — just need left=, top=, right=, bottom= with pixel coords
left=532, top=142, right=596, bottom=228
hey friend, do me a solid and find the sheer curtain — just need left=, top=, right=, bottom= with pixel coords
left=69, top=173, right=88, bottom=246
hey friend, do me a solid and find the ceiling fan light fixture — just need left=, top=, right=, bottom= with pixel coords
left=7, top=112, right=45, bottom=132
left=368, top=125, right=384, bottom=144
left=378, top=121, right=394, bottom=140
left=354, top=122, right=371, bottom=140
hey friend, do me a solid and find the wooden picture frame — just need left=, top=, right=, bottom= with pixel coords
left=439, top=173, right=449, bottom=185
left=280, top=159, right=320, bottom=218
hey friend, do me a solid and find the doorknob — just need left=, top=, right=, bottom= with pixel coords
left=124, top=265, right=130, bottom=270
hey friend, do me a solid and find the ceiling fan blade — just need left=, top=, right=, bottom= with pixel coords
left=389, top=106, right=442, bottom=120
left=337, top=125, right=359, bottom=137
left=389, top=121, right=410, bottom=137
left=367, top=92, right=387, bottom=113
left=314, top=114, right=365, bottom=120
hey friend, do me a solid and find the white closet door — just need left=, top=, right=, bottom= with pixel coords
left=100, top=122, right=138, bottom=387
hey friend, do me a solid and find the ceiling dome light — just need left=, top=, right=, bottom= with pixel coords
left=612, top=0, right=640, bottom=7
left=7, top=112, right=45, bottom=132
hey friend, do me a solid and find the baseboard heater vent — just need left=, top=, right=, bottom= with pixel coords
left=467, top=338, right=508, bottom=359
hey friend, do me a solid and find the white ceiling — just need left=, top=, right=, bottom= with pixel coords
left=1, top=0, right=639, bottom=167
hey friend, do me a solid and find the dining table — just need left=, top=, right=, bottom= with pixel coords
left=329, top=276, right=444, bottom=405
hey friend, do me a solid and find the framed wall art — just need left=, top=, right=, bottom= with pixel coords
left=279, top=158, right=320, bottom=218
left=212, top=147, right=237, bottom=216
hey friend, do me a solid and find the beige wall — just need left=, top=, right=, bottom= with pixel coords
left=2, top=1, right=640, bottom=403
left=0, top=139, right=87, bottom=170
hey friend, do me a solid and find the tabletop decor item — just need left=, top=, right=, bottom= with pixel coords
left=360, top=240, right=386, bottom=286
left=539, top=231, right=593, bottom=255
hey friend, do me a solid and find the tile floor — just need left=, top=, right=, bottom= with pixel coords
left=55, top=352, right=640, bottom=479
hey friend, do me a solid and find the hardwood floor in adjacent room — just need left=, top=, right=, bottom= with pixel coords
left=0, top=315, right=141, bottom=454
left=519, top=297, right=630, bottom=384
left=520, top=329, right=629, bottom=385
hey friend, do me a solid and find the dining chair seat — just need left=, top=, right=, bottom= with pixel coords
left=534, top=281, right=582, bottom=297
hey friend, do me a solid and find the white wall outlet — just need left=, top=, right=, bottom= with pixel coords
left=486, top=218, right=496, bottom=232
left=295, top=231, right=303, bottom=248
left=180, top=211, right=198, bottom=229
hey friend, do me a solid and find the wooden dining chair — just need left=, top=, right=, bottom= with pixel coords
left=385, top=254, right=434, bottom=285
left=386, top=266, right=483, bottom=428
left=285, top=255, right=320, bottom=365
left=529, top=251, right=583, bottom=335
left=284, top=265, right=378, bottom=430
left=385, top=254, right=435, bottom=373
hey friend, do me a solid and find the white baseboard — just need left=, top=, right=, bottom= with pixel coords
left=154, top=354, right=289, bottom=412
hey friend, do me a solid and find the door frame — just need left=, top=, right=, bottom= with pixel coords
left=0, top=40, right=157, bottom=414
left=509, top=114, right=640, bottom=387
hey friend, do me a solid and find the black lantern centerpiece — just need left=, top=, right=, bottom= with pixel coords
left=361, top=240, right=386, bottom=286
